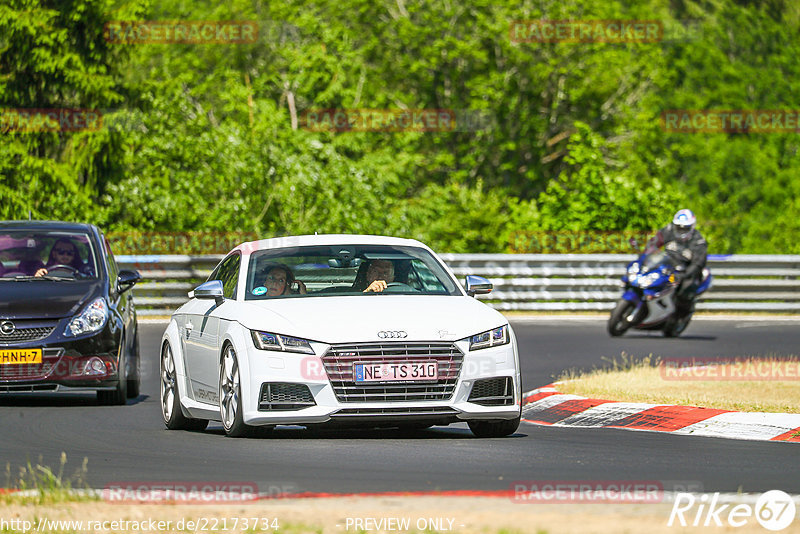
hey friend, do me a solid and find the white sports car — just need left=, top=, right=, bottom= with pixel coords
left=160, top=235, right=521, bottom=437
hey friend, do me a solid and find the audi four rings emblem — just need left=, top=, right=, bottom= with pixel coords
left=377, top=330, right=407, bottom=339
left=0, top=321, right=15, bottom=335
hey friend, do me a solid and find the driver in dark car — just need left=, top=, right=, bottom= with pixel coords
left=361, top=259, right=395, bottom=293
left=34, top=238, right=87, bottom=277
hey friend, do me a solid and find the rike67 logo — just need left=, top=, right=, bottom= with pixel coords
left=668, top=490, right=796, bottom=531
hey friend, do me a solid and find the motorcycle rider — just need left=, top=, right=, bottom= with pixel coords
left=645, top=209, right=708, bottom=317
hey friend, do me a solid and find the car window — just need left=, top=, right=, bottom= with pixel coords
left=0, top=230, right=99, bottom=280
left=103, top=236, right=119, bottom=283
left=210, top=252, right=240, bottom=299
left=245, top=244, right=459, bottom=300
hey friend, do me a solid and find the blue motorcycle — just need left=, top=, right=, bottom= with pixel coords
left=608, top=250, right=712, bottom=337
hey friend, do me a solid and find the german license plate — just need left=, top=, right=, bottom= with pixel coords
left=354, top=361, right=438, bottom=382
left=0, top=348, right=42, bottom=365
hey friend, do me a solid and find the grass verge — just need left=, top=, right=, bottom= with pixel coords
left=556, top=353, right=800, bottom=413
left=3, top=453, right=95, bottom=505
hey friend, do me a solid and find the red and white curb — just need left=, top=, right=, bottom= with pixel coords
left=521, top=385, right=800, bottom=443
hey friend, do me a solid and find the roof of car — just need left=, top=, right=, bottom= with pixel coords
left=0, top=220, right=97, bottom=232
left=234, top=234, right=430, bottom=253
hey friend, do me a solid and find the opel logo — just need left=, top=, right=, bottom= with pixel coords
left=0, top=321, right=15, bottom=335
left=377, top=330, right=407, bottom=339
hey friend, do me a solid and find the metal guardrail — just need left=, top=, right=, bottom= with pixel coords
left=118, top=254, right=800, bottom=316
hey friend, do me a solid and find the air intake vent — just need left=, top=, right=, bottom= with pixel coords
left=258, top=383, right=316, bottom=411
left=468, top=377, right=514, bottom=406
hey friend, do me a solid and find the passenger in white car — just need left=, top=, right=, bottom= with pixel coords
left=262, top=264, right=307, bottom=296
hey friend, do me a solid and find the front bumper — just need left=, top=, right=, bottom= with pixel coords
left=0, top=322, right=122, bottom=392
left=238, top=338, right=521, bottom=427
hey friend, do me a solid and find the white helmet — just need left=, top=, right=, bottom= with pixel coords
left=672, top=209, right=696, bottom=240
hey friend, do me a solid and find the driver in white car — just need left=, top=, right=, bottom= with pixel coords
left=361, top=259, right=395, bottom=293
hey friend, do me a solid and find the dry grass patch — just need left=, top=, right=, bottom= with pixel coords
left=557, top=354, right=800, bottom=413
left=3, top=453, right=94, bottom=506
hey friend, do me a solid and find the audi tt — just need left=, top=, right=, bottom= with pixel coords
left=160, top=234, right=521, bottom=437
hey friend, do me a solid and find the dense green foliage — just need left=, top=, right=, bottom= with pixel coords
left=2, top=0, right=800, bottom=252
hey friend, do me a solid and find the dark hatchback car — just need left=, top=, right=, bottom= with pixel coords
left=0, top=221, right=141, bottom=404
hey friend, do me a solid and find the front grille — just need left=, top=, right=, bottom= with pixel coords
left=323, top=342, right=463, bottom=403
left=258, top=383, right=316, bottom=411
left=0, top=320, right=58, bottom=344
left=468, top=377, right=514, bottom=406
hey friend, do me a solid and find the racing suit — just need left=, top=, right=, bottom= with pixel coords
left=645, top=224, right=708, bottom=313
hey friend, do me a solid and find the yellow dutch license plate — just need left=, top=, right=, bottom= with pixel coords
left=0, top=348, right=43, bottom=365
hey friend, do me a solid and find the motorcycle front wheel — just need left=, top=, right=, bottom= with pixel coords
left=608, top=299, right=638, bottom=337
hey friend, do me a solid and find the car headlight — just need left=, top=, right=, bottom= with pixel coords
left=627, top=263, right=640, bottom=277
left=64, top=298, right=108, bottom=336
left=637, top=272, right=661, bottom=288
left=467, top=325, right=509, bottom=351
left=251, top=330, right=314, bottom=354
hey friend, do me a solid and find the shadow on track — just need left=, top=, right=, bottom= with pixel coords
left=0, top=393, right=149, bottom=407
left=620, top=334, right=717, bottom=341
left=197, top=424, right=528, bottom=440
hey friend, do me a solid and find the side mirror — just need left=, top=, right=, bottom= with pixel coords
left=117, top=269, right=142, bottom=294
left=190, top=280, right=224, bottom=306
left=465, top=275, right=492, bottom=297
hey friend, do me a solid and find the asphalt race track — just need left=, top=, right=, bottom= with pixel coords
left=1, top=318, right=798, bottom=495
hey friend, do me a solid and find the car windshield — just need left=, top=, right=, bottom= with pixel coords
left=245, top=244, right=460, bottom=299
left=0, top=231, right=98, bottom=280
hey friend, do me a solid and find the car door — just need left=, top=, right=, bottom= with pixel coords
left=184, top=252, right=240, bottom=405
left=101, top=234, right=135, bottom=372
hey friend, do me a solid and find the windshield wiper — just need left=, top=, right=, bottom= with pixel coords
left=0, top=275, right=71, bottom=282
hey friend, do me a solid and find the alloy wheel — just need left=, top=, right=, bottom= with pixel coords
left=161, top=344, right=176, bottom=422
left=220, top=345, right=240, bottom=431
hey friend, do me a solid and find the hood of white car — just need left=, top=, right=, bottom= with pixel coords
left=229, top=295, right=506, bottom=344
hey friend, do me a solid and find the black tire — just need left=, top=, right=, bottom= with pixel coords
left=219, top=344, right=260, bottom=438
left=607, top=299, right=637, bottom=337
left=126, top=332, right=141, bottom=398
left=663, top=313, right=692, bottom=338
left=98, top=350, right=127, bottom=405
left=468, top=415, right=520, bottom=438
left=161, top=342, right=208, bottom=431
